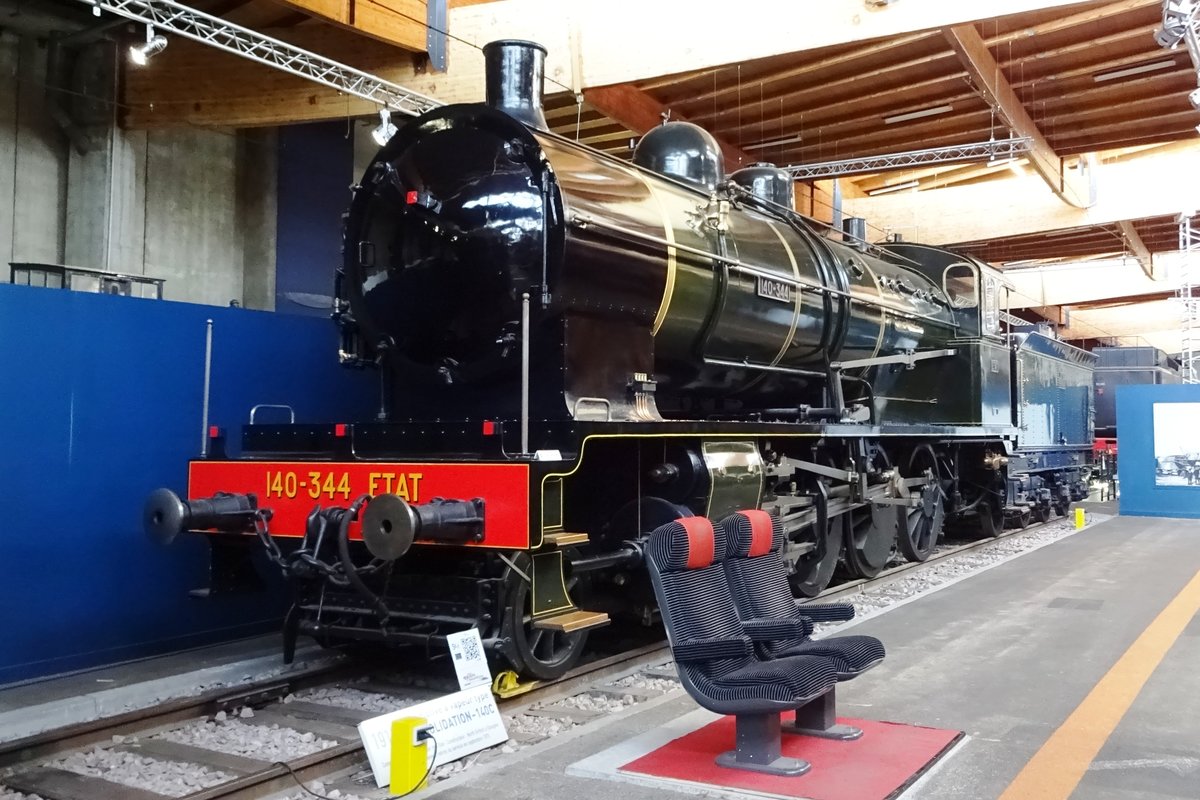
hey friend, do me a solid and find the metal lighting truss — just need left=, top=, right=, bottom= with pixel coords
left=1179, top=213, right=1200, bottom=383
left=1156, top=1, right=1200, bottom=68
left=783, top=137, right=1032, bottom=180
left=1156, top=1, right=1200, bottom=119
left=81, top=0, right=443, bottom=117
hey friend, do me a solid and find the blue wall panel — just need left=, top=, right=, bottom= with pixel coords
left=0, top=284, right=376, bottom=684
left=1117, top=383, right=1200, bottom=519
left=275, top=122, right=354, bottom=317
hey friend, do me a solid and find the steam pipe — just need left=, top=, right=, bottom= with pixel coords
left=521, top=291, right=531, bottom=455
left=200, top=318, right=213, bottom=457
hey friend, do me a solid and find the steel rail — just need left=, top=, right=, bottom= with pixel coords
left=812, top=517, right=1064, bottom=605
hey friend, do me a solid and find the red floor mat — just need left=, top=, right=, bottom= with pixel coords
left=620, top=716, right=961, bottom=800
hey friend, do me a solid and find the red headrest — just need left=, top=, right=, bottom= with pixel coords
left=680, top=516, right=716, bottom=568
left=740, top=509, right=775, bottom=557
left=721, top=509, right=784, bottom=559
left=648, top=516, right=724, bottom=571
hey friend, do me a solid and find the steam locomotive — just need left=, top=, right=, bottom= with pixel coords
left=145, top=40, right=1092, bottom=681
left=1091, top=345, right=1181, bottom=488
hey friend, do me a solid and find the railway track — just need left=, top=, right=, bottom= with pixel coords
left=0, top=642, right=675, bottom=800
left=0, top=515, right=1089, bottom=800
left=814, top=515, right=1066, bottom=605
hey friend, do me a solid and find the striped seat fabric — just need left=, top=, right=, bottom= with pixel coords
left=645, top=517, right=837, bottom=712
left=720, top=510, right=886, bottom=679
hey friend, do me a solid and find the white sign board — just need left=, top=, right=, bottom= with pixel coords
left=446, top=628, right=492, bottom=690
left=358, top=684, right=508, bottom=788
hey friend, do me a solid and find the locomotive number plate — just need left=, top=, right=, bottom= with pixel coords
left=189, top=460, right=530, bottom=548
left=756, top=275, right=795, bottom=304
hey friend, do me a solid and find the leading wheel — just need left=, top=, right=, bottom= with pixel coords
left=896, top=446, right=945, bottom=563
left=502, top=554, right=588, bottom=681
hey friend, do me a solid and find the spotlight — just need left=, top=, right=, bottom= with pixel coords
left=1190, top=87, right=1200, bottom=112
left=372, top=108, right=397, bottom=147
left=130, top=25, right=167, bottom=66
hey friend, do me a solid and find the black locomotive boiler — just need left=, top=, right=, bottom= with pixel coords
left=145, top=40, right=1093, bottom=681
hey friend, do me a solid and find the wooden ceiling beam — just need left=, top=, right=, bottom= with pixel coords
left=691, top=77, right=975, bottom=141
left=1028, top=70, right=1197, bottom=115
left=786, top=113, right=995, bottom=161
left=123, top=0, right=1105, bottom=128
left=844, top=144, right=1200, bottom=244
left=987, top=0, right=1156, bottom=46
left=680, top=50, right=962, bottom=124
left=1117, top=220, right=1155, bottom=278
left=272, top=0, right=429, bottom=51
left=1011, top=49, right=1187, bottom=89
left=650, top=30, right=941, bottom=109
left=583, top=84, right=754, bottom=172
left=122, top=25, right=422, bottom=128
left=1057, top=128, right=1200, bottom=156
left=999, top=22, right=1157, bottom=68
left=1050, top=110, right=1200, bottom=145
left=943, top=23, right=1089, bottom=207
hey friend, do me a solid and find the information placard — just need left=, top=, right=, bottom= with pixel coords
left=358, top=684, right=508, bottom=787
left=446, top=628, right=492, bottom=690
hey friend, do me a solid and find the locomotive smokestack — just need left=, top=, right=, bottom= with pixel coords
left=482, top=39, right=549, bottom=130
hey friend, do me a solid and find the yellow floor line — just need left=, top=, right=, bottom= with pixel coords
left=998, top=567, right=1200, bottom=800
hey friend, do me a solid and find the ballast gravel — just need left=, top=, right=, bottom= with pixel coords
left=157, top=716, right=337, bottom=761
left=0, top=787, right=46, bottom=800
left=610, top=673, right=680, bottom=692
left=541, top=691, right=636, bottom=714
left=284, top=784, right=372, bottom=800
left=48, top=747, right=231, bottom=797
left=291, top=686, right=418, bottom=714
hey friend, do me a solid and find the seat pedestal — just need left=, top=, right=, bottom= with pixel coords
left=716, top=713, right=811, bottom=776
left=783, top=686, right=863, bottom=741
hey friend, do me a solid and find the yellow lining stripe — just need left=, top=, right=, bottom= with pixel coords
left=764, top=221, right=803, bottom=368
left=642, top=180, right=678, bottom=336
left=611, top=163, right=678, bottom=336
left=998, top=564, right=1200, bottom=800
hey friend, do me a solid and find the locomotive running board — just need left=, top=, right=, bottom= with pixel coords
left=533, top=609, right=611, bottom=633
left=543, top=532, right=590, bottom=547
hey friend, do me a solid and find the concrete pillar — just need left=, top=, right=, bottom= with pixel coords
left=13, top=36, right=68, bottom=265
left=6, top=36, right=278, bottom=307
left=63, top=40, right=147, bottom=273
left=238, top=128, right=277, bottom=311
left=1, top=32, right=70, bottom=278
left=0, top=32, right=17, bottom=279
left=143, top=127, right=241, bottom=305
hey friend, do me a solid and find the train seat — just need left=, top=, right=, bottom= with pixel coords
left=719, top=509, right=886, bottom=740
left=645, top=517, right=838, bottom=776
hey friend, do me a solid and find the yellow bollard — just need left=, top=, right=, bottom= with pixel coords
left=389, top=716, right=430, bottom=795
left=1074, top=507, right=1086, bottom=529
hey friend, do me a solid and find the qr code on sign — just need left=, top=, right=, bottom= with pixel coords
left=460, top=635, right=482, bottom=661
